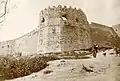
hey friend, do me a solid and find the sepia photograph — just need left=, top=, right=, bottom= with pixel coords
left=0, top=0, right=120, bottom=81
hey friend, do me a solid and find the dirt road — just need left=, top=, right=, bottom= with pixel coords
left=6, top=49, right=120, bottom=81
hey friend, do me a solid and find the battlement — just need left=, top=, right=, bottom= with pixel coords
left=39, top=5, right=88, bottom=28
left=42, top=5, right=83, bottom=12
left=40, top=5, right=86, bottom=19
left=91, top=22, right=111, bottom=28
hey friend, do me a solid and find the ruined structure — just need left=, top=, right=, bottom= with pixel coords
left=37, top=5, right=92, bottom=54
left=0, top=5, right=92, bottom=55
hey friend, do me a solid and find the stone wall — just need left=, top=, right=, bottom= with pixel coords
left=0, top=40, right=15, bottom=55
left=90, top=22, right=120, bottom=48
left=14, top=28, right=38, bottom=55
left=0, top=28, right=38, bottom=55
left=37, top=5, right=92, bottom=54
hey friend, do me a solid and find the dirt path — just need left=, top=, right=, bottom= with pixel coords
left=6, top=49, right=120, bottom=81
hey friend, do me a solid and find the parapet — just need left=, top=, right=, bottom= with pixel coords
left=41, top=5, right=84, bottom=14
left=91, top=22, right=110, bottom=28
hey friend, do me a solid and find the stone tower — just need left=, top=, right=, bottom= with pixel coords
left=37, top=5, right=92, bottom=54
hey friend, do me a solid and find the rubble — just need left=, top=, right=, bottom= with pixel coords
left=82, top=64, right=94, bottom=72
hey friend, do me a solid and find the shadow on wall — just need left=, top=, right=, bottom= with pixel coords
left=90, top=22, right=120, bottom=49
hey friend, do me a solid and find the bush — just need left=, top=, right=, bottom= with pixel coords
left=0, top=54, right=59, bottom=80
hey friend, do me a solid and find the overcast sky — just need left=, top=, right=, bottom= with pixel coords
left=0, top=0, right=120, bottom=41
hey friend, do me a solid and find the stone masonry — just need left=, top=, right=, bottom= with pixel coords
left=37, top=5, right=92, bottom=54
left=90, top=22, right=120, bottom=48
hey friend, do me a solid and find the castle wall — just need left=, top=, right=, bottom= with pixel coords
left=14, top=28, right=38, bottom=55
left=0, top=28, right=38, bottom=56
left=60, top=25, right=91, bottom=51
left=0, top=40, right=15, bottom=55
left=90, top=22, right=120, bottom=48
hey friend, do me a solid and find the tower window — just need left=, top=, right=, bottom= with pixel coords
left=62, top=14, right=67, bottom=20
left=41, top=17, right=45, bottom=23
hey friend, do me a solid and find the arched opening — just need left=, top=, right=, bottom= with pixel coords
left=62, top=14, right=67, bottom=20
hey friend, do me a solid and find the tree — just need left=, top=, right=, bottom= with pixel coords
left=0, top=0, right=8, bottom=23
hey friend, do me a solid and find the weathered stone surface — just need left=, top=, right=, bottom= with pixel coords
left=90, top=22, right=120, bottom=48
left=0, top=40, right=15, bottom=55
left=0, top=28, right=38, bottom=55
left=14, top=28, right=38, bottom=55
left=37, top=6, right=92, bottom=54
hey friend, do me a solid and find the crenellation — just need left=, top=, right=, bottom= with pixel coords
left=52, top=6, right=56, bottom=8
left=73, top=7, right=77, bottom=11
left=77, top=8, right=82, bottom=11
left=69, top=6, right=72, bottom=9
left=63, top=5, right=67, bottom=11
left=48, top=6, right=51, bottom=10
left=57, top=5, right=62, bottom=9
left=44, top=8, right=47, bottom=11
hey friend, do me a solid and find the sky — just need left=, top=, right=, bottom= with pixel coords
left=0, top=0, right=120, bottom=41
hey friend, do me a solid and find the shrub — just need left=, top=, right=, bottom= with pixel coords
left=0, top=54, right=59, bottom=80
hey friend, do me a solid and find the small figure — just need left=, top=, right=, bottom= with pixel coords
left=92, top=44, right=99, bottom=58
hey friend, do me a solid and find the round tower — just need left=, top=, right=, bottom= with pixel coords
left=37, top=5, right=92, bottom=54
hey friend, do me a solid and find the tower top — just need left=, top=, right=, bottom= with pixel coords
left=41, top=5, right=84, bottom=14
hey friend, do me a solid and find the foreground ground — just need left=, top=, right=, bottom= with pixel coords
left=6, top=49, right=120, bottom=81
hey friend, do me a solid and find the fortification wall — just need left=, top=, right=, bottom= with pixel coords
left=90, top=22, right=120, bottom=48
left=14, top=28, right=38, bottom=55
left=0, top=40, right=15, bottom=55
left=37, top=5, right=92, bottom=54
left=0, top=28, right=38, bottom=55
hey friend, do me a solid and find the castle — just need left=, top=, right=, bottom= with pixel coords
left=0, top=5, right=120, bottom=55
